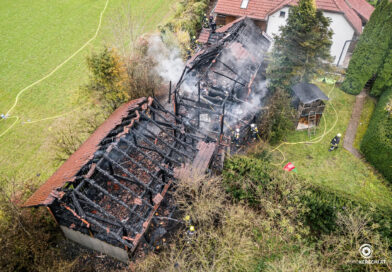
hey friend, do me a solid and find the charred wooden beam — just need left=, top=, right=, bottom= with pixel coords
left=73, top=190, right=130, bottom=231
left=140, top=112, right=197, bottom=152
left=92, top=168, right=153, bottom=215
left=131, top=130, right=182, bottom=166
left=168, top=81, right=172, bottom=104
left=147, top=107, right=204, bottom=142
left=151, top=99, right=215, bottom=141
left=85, top=215, right=134, bottom=249
left=120, top=138, right=174, bottom=177
left=102, top=153, right=159, bottom=194
left=86, top=212, right=122, bottom=228
left=178, top=101, right=220, bottom=115
left=212, top=71, right=246, bottom=86
left=215, top=59, right=248, bottom=83
left=71, top=192, right=86, bottom=219
left=112, top=145, right=162, bottom=181
left=85, top=178, right=147, bottom=219
left=137, top=122, right=194, bottom=160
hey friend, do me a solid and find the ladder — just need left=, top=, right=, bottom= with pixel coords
left=308, top=111, right=317, bottom=138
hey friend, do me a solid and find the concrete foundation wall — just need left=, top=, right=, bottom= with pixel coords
left=60, top=226, right=129, bottom=263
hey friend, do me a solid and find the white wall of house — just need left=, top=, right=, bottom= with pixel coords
left=266, top=7, right=290, bottom=39
left=266, top=7, right=356, bottom=65
left=323, top=11, right=355, bottom=65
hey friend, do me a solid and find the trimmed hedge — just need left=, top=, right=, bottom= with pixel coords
left=342, top=0, right=392, bottom=96
left=360, top=88, right=392, bottom=182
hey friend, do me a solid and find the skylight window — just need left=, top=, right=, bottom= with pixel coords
left=240, top=0, right=250, bottom=9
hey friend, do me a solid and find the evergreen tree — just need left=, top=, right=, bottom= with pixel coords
left=267, top=0, right=333, bottom=91
left=342, top=0, right=392, bottom=96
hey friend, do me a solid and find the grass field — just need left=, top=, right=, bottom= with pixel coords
left=270, top=83, right=392, bottom=211
left=0, top=0, right=176, bottom=187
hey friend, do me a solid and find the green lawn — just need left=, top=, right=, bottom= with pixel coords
left=353, top=96, right=376, bottom=150
left=270, top=83, right=392, bottom=211
left=0, top=0, right=176, bottom=185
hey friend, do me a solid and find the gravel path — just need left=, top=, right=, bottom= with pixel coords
left=343, top=89, right=367, bottom=158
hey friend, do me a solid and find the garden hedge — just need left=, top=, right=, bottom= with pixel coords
left=342, top=0, right=392, bottom=96
left=360, top=88, right=392, bottom=182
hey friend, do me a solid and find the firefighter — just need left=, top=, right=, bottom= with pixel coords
left=250, top=123, right=258, bottom=141
left=203, top=13, right=209, bottom=28
left=187, top=225, right=196, bottom=237
left=210, top=21, right=217, bottom=33
left=329, top=133, right=342, bottom=152
left=233, top=128, right=241, bottom=147
left=183, top=215, right=191, bottom=226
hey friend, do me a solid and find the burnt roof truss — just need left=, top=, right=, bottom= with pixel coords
left=51, top=99, right=205, bottom=253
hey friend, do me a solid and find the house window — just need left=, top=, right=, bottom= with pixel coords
left=280, top=11, right=286, bottom=18
left=240, top=0, right=250, bottom=9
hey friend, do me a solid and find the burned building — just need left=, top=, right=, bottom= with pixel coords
left=175, top=17, right=271, bottom=145
left=24, top=17, right=272, bottom=263
left=291, top=82, right=329, bottom=130
left=23, top=97, right=217, bottom=262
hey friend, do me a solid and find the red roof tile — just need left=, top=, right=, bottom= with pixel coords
left=214, top=0, right=373, bottom=34
left=345, top=0, right=374, bottom=21
left=216, top=16, right=247, bottom=32
left=333, top=0, right=363, bottom=33
left=198, top=28, right=211, bottom=43
left=215, top=0, right=284, bottom=20
left=23, top=97, right=147, bottom=207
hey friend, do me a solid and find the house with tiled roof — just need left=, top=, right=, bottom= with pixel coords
left=213, top=0, right=374, bottom=65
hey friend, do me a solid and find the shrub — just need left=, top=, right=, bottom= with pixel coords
left=301, top=186, right=354, bottom=235
left=85, top=43, right=160, bottom=112
left=258, top=89, right=296, bottom=145
left=51, top=107, right=107, bottom=163
left=0, top=181, right=72, bottom=272
left=360, top=88, right=392, bottom=182
left=86, top=47, right=129, bottom=111
left=223, top=156, right=272, bottom=205
left=342, top=0, right=392, bottom=96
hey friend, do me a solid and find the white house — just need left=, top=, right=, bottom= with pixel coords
left=213, top=0, right=374, bottom=65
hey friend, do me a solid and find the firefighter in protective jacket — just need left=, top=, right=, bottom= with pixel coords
left=329, top=133, right=342, bottom=151
left=233, top=128, right=241, bottom=147
left=250, top=123, right=258, bottom=141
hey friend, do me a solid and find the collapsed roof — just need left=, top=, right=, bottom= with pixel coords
left=176, top=17, right=271, bottom=139
left=25, top=97, right=216, bottom=254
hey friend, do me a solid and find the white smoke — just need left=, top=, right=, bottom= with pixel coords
left=147, top=35, right=185, bottom=84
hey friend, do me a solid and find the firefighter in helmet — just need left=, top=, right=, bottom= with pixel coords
left=250, top=123, right=258, bottom=141
left=233, top=128, right=241, bottom=147
left=329, top=133, right=342, bottom=151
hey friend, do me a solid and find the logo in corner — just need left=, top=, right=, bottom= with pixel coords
left=359, top=244, right=373, bottom=259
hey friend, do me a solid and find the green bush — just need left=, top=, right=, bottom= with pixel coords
left=85, top=44, right=160, bottom=112
left=223, top=154, right=392, bottom=241
left=342, top=0, right=392, bottom=96
left=360, top=88, right=392, bottom=182
left=223, top=156, right=272, bottom=205
left=372, top=48, right=392, bottom=96
left=259, top=89, right=296, bottom=145
left=301, top=186, right=354, bottom=235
